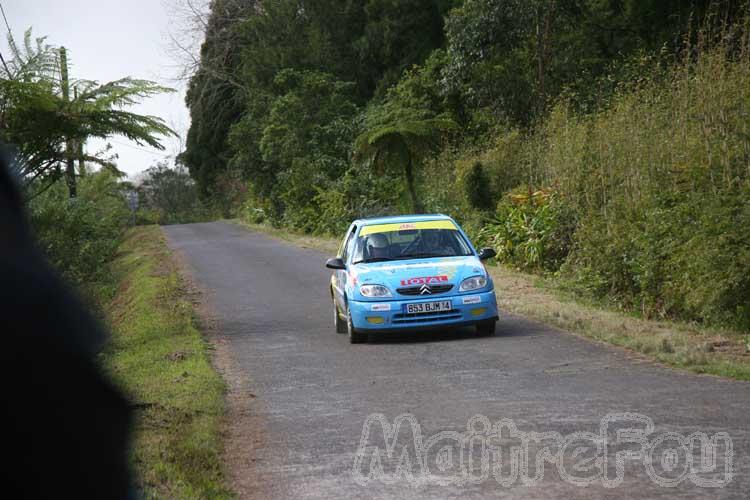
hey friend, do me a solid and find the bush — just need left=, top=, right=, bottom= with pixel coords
left=244, top=206, right=266, bottom=224
left=28, top=171, right=130, bottom=287
left=479, top=189, right=576, bottom=273
left=313, top=164, right=402, bottom=235
left=464, top=161, right=494, bottom=211
left=667, top=191, right=750, bottom=329
left=563, top=189, right=750, bottom=328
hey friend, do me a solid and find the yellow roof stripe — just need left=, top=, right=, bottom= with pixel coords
left=360, top=220, right=457, bottom=236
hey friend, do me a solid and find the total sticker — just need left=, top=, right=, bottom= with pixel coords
left=371, top=303, right=392, bottom=312
left=462, top=296, right=482, bottom=305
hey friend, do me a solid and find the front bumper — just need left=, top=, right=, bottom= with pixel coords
left=349, top=290, right=499, bottom=331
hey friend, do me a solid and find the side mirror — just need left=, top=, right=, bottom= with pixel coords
left=477, top=248, right=497, bottom=261
left=326, top=258, right=346, bottom=270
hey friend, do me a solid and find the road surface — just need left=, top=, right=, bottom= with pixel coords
left=164, top=221, right=749, bottom=499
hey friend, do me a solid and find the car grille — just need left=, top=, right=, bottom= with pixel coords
left=393, top=309, right=462, bottom=324
left=396, top=284, right=454, bottom=296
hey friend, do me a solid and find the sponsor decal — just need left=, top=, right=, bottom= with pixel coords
left=360, top=220, right=458, bottom=236
left=400, top=275, right=449, bottom=286
left=348, top=272, right=359, bottom=287
left=463, top=295, right=482, bottom=305
left=371, top=303, right=391, bottom=312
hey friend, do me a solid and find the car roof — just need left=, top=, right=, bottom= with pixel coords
left=353, top=214, right=453, bottom=226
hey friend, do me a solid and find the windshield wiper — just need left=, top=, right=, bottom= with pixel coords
left=396, top=252, right=448, bottom=260
left=352, top=257, right=394, bottom=265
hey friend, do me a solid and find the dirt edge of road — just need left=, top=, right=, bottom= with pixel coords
left=167, top=230, right=269, bottom=499
left=235, top=220, right=750, bottom=381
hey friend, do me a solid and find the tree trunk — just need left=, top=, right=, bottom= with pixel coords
left=60, top=47, right=77, bottom=198
left=77, top=140, right=87, bottom=178
left=75, top=88, right=87, bottom=178
left=65, top=147, right=77, bottom=198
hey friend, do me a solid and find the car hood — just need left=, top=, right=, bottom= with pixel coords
left=350, top=256, right=486, bottom=295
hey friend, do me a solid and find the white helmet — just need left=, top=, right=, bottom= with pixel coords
left=367, top=233, right=389, bottom=248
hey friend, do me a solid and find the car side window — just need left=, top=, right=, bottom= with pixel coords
left=341, top=226, right=357, bottom=262
left=337, top=227, right=351, bottom=258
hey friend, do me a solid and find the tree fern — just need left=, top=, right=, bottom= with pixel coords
left=0, top=29, right=176, bottom=198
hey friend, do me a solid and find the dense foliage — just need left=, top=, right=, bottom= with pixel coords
left=478, top=189, right=576, bottom=272
left=183, top=0, right=750, bottom=330
left=29, top=171, right=130, bottom=287
left=542, top=44, right=750, bottom=328
left=136, top=161, right=208, bottom=225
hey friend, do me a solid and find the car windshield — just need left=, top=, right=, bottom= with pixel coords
left=351, top=226, right=473, bottom=264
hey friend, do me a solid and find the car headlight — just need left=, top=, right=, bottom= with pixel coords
left=360, top=284, right=392, bottom=298
left=459, top=275, right=488, bottom=292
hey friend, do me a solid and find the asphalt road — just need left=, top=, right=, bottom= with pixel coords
left=164, top=221, right=750, bottom=499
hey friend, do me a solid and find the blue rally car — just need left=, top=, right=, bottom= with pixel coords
left=326, top=215, right=499, bottom=343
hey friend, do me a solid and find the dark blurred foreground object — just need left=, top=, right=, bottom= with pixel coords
left=0, top=150, right=134, bottom=498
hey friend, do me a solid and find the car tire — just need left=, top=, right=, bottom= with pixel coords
left=347, top=307, right=367, bottom=344
left=476, top=319, right=496, bottom=337
left=334, top=300, right=347, bottom=334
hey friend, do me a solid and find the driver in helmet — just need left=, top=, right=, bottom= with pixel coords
left=366, top=233, right=390, bottom=260
left=418, top=229, right=451, bottom=255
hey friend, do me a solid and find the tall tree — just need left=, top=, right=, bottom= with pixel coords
left=355, top=0, right=452, bottom=97
left=138, top=159, right=202, bottom=223
left=181, top=0, right=256, bottom=198
left=231, top=68, right=359, bottom=225
left=355, top=103, right=456, bottom=212
left=0, top=30, right=176, bottom=198
left=443, top=0, right=719, bottom=125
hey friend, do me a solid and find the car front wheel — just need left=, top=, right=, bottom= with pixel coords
left=347, top=307, right=368, bottom=344
left=333, top=300, right=347, bottom=334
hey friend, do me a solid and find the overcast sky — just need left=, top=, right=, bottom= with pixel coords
left=2, top=0, right=203, bottom=177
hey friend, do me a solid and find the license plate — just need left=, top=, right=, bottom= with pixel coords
left=404, top=300, right=452, bottom=315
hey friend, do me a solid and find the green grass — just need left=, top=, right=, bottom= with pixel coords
left=100, top=226, right=232, bottom=499
left=236, top=219, right=750, bottom=381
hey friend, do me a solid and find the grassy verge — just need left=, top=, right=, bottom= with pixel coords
left=100, top=226, right=232, bottom=498
left=490, top=266, right=750, bottom=380
left=236, top=220, right=750, bottom=381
